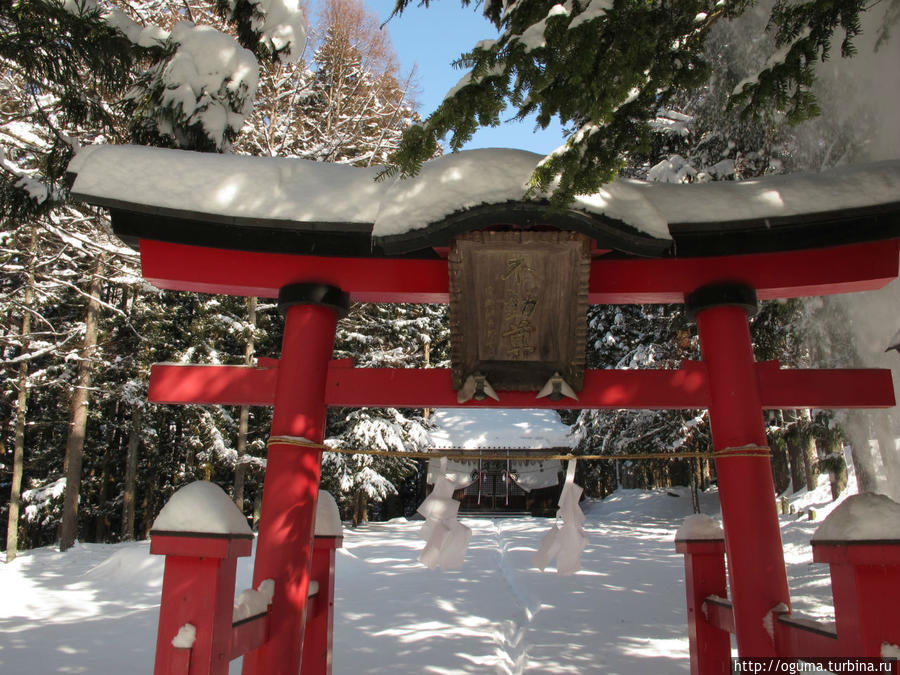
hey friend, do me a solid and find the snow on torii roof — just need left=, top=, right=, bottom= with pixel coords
left=428, top=409, right=576, bottom=450
left=68, top=144, right=900, bottom=259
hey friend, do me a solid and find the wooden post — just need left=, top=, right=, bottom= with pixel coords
left=675, top=535, right=732, bottom=675
left=242, top=284, right=347, bottom=675
left=301, top=532, right=343, bottom=675
left=688, top=284, right=791, bottom=657
left=301, top=491, right=343, bottom=675
left=150, top=481, right=255, bottom=675
left=151, top=533, right=253, bottom=675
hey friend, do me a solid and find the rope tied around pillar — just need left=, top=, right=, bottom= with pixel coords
left=267, top=435, right=715, bottom=463
left=712, top=444, right=772, bottom=459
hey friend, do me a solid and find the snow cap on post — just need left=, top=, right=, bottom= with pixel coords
left=675, top=514, right=724, bottom=541
left=315, top=490, right=342, bottom=537
left=812, top=493, right=900, bottom=543
left=152, top=480, right=252, bottom=535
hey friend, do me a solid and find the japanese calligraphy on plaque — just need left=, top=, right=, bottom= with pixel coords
left=448, top=230, right=591, bottom=394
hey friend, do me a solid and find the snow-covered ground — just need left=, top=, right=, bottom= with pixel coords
left=0, top=478, right=851, bottom=674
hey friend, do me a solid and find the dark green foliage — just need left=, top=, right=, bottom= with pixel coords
left=0, top=0, right=153, bottom=218
left=751, top=299, right=804, bottom=364
left=0, top=0, right=141, bottom=118
left=732, top=0, right=865, bottom=124
left=387, top=0, right=874, bottom=204
left=216, top=0, right=306, bottom=63
left=216, top=0, right=278, bottom=63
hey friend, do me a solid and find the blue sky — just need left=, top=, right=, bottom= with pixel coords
left=319, top=0, right=566, bottom=154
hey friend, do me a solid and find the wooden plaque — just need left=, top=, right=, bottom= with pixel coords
left=448, top=230, right=591, bottom=392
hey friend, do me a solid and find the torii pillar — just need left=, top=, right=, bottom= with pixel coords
left=242, top=283, right=348, bottom=675
left=687, top=283, right=790, bottom=657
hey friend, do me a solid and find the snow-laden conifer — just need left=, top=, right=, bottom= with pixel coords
left=386, top=0, right=882, bottom=205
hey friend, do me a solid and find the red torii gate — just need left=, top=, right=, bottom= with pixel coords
left=143, top=239, right=898, bottom=675
left=69, top=147, right=900, bottom=674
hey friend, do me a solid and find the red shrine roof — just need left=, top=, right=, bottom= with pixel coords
left=69, top=145, right=900, bottom=259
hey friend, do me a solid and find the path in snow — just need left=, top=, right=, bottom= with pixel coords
left=0, top=483, right=846, bottom=674
left=335, top=487, right=711, bottom=674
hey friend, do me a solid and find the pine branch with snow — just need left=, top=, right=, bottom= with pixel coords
left=219, top=0, right=307, bottom=64
left=125, top=22, right=259, bottom=152
left=387, top=0, right=878, bottom=205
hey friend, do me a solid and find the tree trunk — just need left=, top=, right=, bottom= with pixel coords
left=422, top=341, right=432, bottom=422
left=786, top=424, right=806, bottom=494
left=700, top=456, right=713, bottom=491
left=830, top=455, right=849, bottom=500
left=94, top=446, right=111, bottom=542
left=874, top=416, right=900, bottom=500
left=353, top=490, right=368, bottom=526
left=771, top=448, right=790, bottom=494
left=94, top=400, right=122, bottom=542
left=59, top=256, right=105, bottom=552
left=802, top=440, right=819, bottom=491
left=121, top=406, right=142, bottom=541
left=821, top=433, right=848, bottom=500
left=845, top=412, right=879, bottom=494
left=253, top=485, right=263, bottom=529
left=689, top=457, right=701, bottom=514
left=142, top=411, right=164, bottom=540
left=5, top=241, right=36, bottom=562
left=234, top=297, right=257, bottom=512
left=769, top=425, right=791, bottom=496
left=800, top=411, right=819, bottom=492
left=234, top=406, right=250, bottom=509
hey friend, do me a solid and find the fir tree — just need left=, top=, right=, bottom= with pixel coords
left=0, top=0, right=145, bottom=218
left=567, top=4, right=894, bottom=503
left=324, top=302, right=449, bottom=524
left=386, top=0, right=883, bottom=204
left=2, top=0, right=308, bottom=551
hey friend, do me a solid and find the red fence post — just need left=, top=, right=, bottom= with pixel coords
left=675, top=518, right=732, bottom=675
left=150, top=482, right=254, bottom=675
left=811, top=494, right=900, bottom=658
left=301, top=491, right=344, bottom=675
left=242, top=284, right=347, bottom=675
left=688, top=284, right=791, bottom=657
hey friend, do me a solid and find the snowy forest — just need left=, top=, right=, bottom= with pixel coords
left=3, top=0, right=900, bottom=564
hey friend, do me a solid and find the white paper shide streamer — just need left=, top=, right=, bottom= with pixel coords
left=417, top=457, right=472, bottom=570
left=533, top=459, right=588, bottom=575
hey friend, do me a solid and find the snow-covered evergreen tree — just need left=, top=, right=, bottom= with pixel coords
left=323, top=302, right=450, bottom=524
left=571, top=304, right=707, bottom=499
left=2, top=0, right=309, bottom=550
left=2, top=0, right=439, bottom=549
left=568, top=4, right=893, bottom=504
left=386, top=0, right=884, bottom=204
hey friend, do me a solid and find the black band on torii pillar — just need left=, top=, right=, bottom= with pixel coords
left=684, top=282, right=758, bottom=323
left=278, top=283, right=350, bottom=319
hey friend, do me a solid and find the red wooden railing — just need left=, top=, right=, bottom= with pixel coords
left=150, top=488, right=343, bottom=675
left=676, top=507, right=900, bottom=674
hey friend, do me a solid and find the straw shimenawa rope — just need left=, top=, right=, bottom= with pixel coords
left=712, top=444, right=772, bottom=459
left=267, top=435, right=731, bottom=462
